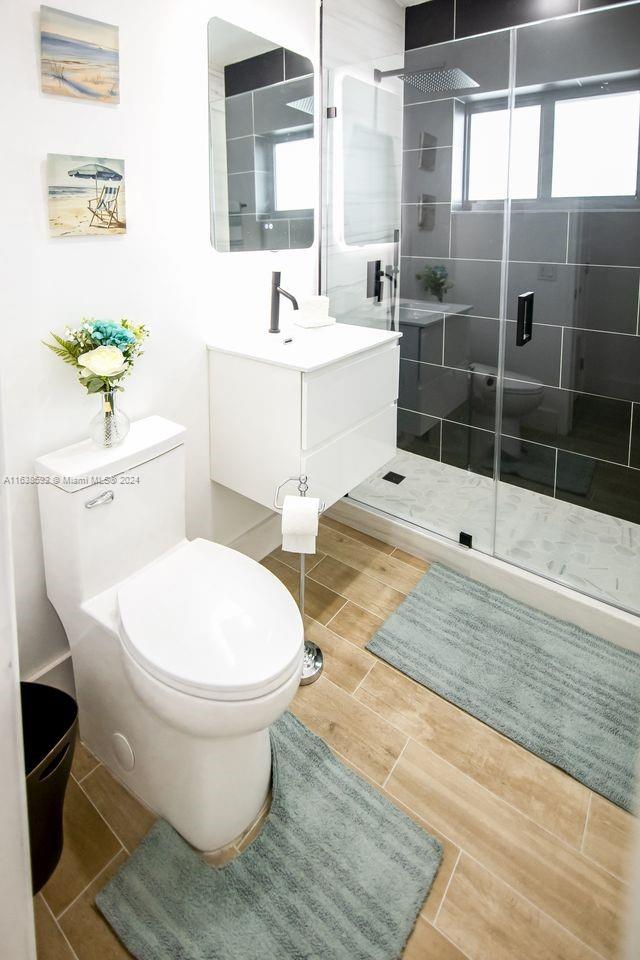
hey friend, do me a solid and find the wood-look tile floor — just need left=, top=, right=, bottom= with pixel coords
left=35, top=517, right=636, bottom=960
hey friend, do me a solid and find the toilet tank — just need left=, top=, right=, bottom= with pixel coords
left=36, top=416, right=187, bottom=616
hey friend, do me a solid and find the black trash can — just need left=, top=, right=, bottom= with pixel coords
left=21, top=682, right=78, bottom=893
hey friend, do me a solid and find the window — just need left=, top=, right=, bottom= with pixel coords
left=551, top=91, right=640, bottom=198
left=467, top=105, right=541, bottom=201
left=274, top=138, right=314, bottom=211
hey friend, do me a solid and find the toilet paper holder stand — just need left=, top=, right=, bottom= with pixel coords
left=273, top=476, right=325, bottom=685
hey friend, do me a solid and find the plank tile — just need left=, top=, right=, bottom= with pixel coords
left=267, top=547, right=325, bottom=574
left=291, top=675, right=407, bottom=785
left=386, top=739, right=623, bottom=959
left=404, top=916, right=466, bottom=960
left=321, top=516, right=395, bottom=554
left=71, top=740, right=100, bottom=782
left=356, top=662, right=590, bottom=848
left=316, top=525, right=424, bottom=593
left=392, top=547, right=430, bottom=572
left=34, top=896, right=75, bottom=960
left=42, top=778, right=122, bottom=918
left=261, top=555, right=345, bottom=624
left=304, top=617, right=374, bottom=694
left=81, top=766, right=156, bottom=853
left=328, top=601, right=385, bottom=648
left=583, top=795, right=636, bottom=881
left=309, top=555, right=405, bottom=620
left=436, top=854, right=602, bottom=960
left=59, top=850, right=130, bottom=959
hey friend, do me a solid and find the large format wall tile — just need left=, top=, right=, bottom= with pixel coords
left=443, top=314, right=499, bottom=370
left=503, top=319, right=562, bottom=386
left=402, top=147, right=453, bottom=204
left=456, top=0, right=577, bottom=38
left=450, top=212, right=504, bottom=261
left=405, top=0, right=454, bottom=50
left=509, top=210, right=568, bottom=263
left=398, top=408, right=441, bottom=461
left=403, top=99, right=455, bottom=150
left=441, top=420, right=494, bottom=476
left=632, top=405, right=640, bottom=469
left=401, top=203, right=451, bottom=259
left=567, top=212, right=640, bottom=268
left=403, top=31, right=510, bottom=105
left=506, top=263, right=640, bottom=333
left=399, top=310, right=444, bottom=363
left=555, top=453, right=640, bottom=525
left=224, top=92, right=252, bottom=139
left=561, top=329, right=640, bottom=403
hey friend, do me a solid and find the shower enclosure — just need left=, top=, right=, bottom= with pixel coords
left=322, top=1, right=640, bottom=616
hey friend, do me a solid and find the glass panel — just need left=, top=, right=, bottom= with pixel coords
left=468, top=105, right=540, bottom=201
left=496, top=3, right=640, bottom=615
left=326, top=31, right=511, bottom=553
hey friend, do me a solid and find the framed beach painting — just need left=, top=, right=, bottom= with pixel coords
left=47, top=154, right=126, bottom=238
left=40, top=6, right=119, bottom=103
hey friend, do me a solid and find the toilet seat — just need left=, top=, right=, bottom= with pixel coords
left=117, top=539, right=303, bottom=703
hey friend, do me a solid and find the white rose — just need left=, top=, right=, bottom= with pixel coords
left=78, top=346, right=127, bottom=378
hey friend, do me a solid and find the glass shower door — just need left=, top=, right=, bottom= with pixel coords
left=325, top=31, right=512, bottom=554
left=495, top=3, right=640, bottom=615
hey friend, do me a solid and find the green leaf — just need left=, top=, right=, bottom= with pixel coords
left=86, top=378, right=105, bottom=394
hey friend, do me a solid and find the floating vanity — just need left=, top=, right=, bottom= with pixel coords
left=208, top=323, right=401, bottom=509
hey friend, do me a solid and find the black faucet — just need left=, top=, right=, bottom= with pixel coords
left=269, top=271, right=299, bottom=334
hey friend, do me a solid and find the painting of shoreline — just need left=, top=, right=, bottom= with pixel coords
left=48, top=154, right=126, bottom=238
left=41, top=6, right=119, bottom=103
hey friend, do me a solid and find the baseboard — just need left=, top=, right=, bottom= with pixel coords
left=24, top=650, right=76, bottom=697
left=229, top=512, right=282, bottom=562
left=329, top=497, right=640, bottom=653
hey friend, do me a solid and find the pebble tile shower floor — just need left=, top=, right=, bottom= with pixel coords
left=34, top=519, right=636, bottom=960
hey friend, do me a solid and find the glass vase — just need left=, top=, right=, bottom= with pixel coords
left=89, top=390, right=130, bottom=448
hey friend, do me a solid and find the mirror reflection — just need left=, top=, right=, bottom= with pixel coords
left=208, top=18, right=315, bottom=253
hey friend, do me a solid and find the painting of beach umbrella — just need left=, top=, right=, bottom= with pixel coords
left=47, top=153, right=126, bottom=238
left=40, top=6, right=119, bottom=103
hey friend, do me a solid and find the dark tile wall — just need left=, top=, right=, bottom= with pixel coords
left=224, top=50, right=313, bottom=252
left=398, top=1, right=640, bottom=526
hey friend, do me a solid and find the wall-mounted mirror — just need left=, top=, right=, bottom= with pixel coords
left=208, top=18, right=315, bottom=253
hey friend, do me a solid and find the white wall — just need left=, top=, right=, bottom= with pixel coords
left=0, top=0, right=318, bottom=680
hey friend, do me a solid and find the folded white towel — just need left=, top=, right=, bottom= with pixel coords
left=293, top=314, right=337, bottom=329
left=281, top=495, right=320, bottom=554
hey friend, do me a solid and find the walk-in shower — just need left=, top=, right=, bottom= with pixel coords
left=322, top=1, right=640, bottom=616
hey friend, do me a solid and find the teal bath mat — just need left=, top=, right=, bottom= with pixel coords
left=367, top=563, right=640, bottom=811
left=96, top=712, right=443, bottom=960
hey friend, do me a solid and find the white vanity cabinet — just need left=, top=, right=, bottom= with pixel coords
left=208, top=324, right=401, bottom=510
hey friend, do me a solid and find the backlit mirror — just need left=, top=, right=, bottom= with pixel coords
left=208, top=18, right=315, bottom=252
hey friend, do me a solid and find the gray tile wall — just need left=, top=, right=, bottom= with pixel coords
left=399, top=2, right=640, bottom=528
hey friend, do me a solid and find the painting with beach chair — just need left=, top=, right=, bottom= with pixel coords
left=47, top=154, right=126, bottom=238
left=40, top=6, right=119, bottom=104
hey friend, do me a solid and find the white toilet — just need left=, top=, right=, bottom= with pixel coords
left=470, top=362, right=545, bottom=456
left=36, top=416, right=303, bottom=852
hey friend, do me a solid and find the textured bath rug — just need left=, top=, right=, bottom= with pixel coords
left=367, top=563, right=640, bottom=811
left=96, top=712, right=443, bottom=960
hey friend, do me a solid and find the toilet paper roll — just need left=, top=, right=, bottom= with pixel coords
left=281, top=495, right=320, bottom=554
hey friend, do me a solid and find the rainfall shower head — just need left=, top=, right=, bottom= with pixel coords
left=286, top=96, right=315, bottom=115
left=374, top=65, right=479, bottom=94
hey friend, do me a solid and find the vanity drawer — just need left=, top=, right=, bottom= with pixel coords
left=302, top=344, right=399, bottom=451
left=301, top=403, right=397, bottom=509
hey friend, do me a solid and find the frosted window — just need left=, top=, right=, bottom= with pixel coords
left=274, top=138, right=314, bottom=211
left=468, top=105, right=541, bottom=201
left=552, top=92, right=640, bottom=198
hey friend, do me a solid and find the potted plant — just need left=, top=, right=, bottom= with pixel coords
left=415, top=264, right=453, bottom=303
left=43, top=318, right=149, bottom=447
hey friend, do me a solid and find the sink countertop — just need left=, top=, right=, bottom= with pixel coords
left=207, top=322, right=401, bottom=373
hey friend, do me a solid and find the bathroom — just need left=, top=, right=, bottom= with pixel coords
left=1, top=0, right=640, bottom=957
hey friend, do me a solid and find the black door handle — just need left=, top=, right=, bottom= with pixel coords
left=516, top=292, right=534, bottom=346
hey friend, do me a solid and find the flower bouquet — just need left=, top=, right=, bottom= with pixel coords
left=44, top=318, right=149, bottom=447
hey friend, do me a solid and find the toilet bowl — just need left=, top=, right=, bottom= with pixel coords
left=36, top=417, right=304, bottom=852
left=471, top=363, right=545, bottom=456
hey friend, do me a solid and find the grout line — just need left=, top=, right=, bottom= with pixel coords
left=55, top=848, right=124, bottom=922
left=75, top=776, right=131, bottom=857
left=351, top=661, right=375, bottom=697
left=39, top=894, right=81, bottom=960
left=558, top=325, right=564, bottom=388
left=580, top=792, right=593, bottom=854
left=628, top=404, right=634, bottom=467
left=432, top=848, right=462, bottom=927
left=552, top=447, right=558, bottom=498
left=565, top=211, right=570, bottom=263
left=274, top=550, right=325, bottom=576
left=382, top=737, right=410, bottom=789
left=323, top=598, right=349, bottom=628
left=636, top=275, right=640, bottom=335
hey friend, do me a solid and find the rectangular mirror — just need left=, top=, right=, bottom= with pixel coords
left=208, top=18, right=315, bottom=253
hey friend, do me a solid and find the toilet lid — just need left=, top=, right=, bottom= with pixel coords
left=117, top=539, right=303, bottom=701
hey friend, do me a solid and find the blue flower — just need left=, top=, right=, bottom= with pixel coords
left=89, top=320, right=136, bottom=349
